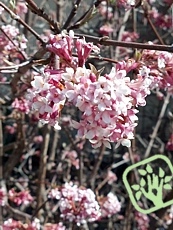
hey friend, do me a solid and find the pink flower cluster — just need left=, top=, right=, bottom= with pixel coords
left=12, top=97, right=30, bottom=113
left=43, top=223, right=66, bottom=230
left=141, top=48, right=173, bottom=89
left=16, top=0, right=28, bottom=18
left=27, top=31, right=153, bottom=148
left=99, top=24, right=113, bottom=36
left=135, top=211, right=149, bottom=230
left=99, top=192, right=121, bottom=218
left=49, top=182, right=101, bottom=224
left=0, top=24, right=27, bottom=64
left=0, top=187, right=6, bottom=206
left=3, top=218, right=40, bottom=230
left=47, top=31, right=99, bottom=68
left=122, top=31, right=139, bottom=42
left=27, top=71, right=66, bottom=129
left=62, top=150, right=79, bottom=169
left=149, top=7, right=172, bottom=29
left=8, top=188, right=33, bottom=206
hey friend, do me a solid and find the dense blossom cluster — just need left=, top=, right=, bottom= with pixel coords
left=98, top=192, right=121, bottom=218
left=49, top=182, right=101, bottom=224
left=3, top=219, right=66, bottom=230
left=8, top=188, right=33, bottom=206
left=27, top=31, right=154, bottom=148
left=0, top=0, right=172, bottom=229
left=149, top=7, right=172, bottom=29
left=3, top=218, right=40, bottom=230
left=141, top=49, right=173, bottom=89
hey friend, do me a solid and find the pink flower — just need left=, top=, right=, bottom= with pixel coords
left=49, top=182, right=101, bottom=224
left=33, top=135, right=43, bottom=144
left=76, top=38, right=98, bottom=67
left=99, top=24, right=113, bottom=36
left=118, top=0, right=135, bottom=8
left=106, top=170, right=117, bottom=184
left=47, top=31, right=99, bottom=68
left=122, top=31, right=139, bottom=42
left=16, top=1, right=28, bottom=18
left=44, top=223, right=66, bottom=230
left=99, top=193, right=121, bottom=218
left=3, top=218, right=40, bottom=230
left=8, top=189, right=33, bottom=206
left=47, top=32, right=74, bottom=65
left=12, top=97, right=30, bottom=113
left=166, top=134, right=173, bottom=151
left=98, top=1, right=113, bottom=19
left=63, top=150, right=79, bottom=169
left=0, top=187, right=6, bottom=206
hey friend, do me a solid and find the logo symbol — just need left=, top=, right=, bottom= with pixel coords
left=123, top=155, right=173, bottom=214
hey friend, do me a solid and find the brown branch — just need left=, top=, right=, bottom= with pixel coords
left=63, top=127, right=84, bottom=186
left=75, top=33, right=173, bottom=52
left=67, top=0, right=103, bottom=31
left=36, top=124, right=50, bottom=219
left=0, top=105, right=3, bottom=181
left=47, top=130, right=59, bottom=171
left=62, top=0, right=82, bottom=30
left=144, top=92, right=171, bottom=158
left=90, top=144, right=105, bottom=190
left=143, top=5, right=165, bottom=45
left=0, top=104, right=3, bottom=225
left=4, top=114, right=26, bottom=179
left=0, top=27, right=27, bottom=60
left=25, top=0, right=60, bottom=33
left=6, top=204, right=31, bottom=221
left=10, top=47, right=47, bottom=95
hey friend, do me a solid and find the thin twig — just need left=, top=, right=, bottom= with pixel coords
left=75, top=33, right=173, bottom=52
left=62, top=0, right=82, bottom=30
left=36, top=124, right=50, bottom=219
left=115, top=9, right=131, bottom=59
left=67, top=0, right=103, bottom=31
left=25, top=0, right=60, bottom=33
left=0, top=27, right=27, bottom=60
left=4, top=114, right=26, bottom=179
left=6, top=204, right=31, bottom=221
left=90, top=144, right=105, bottom=190
left=144, top=92, right=171, bottom=158
left=0, top=104, right=3, bottom=225
left=0, top=2, right=45, bottom=45
left=143, top=9, right=165, bottom=45
left=47, top=130, right=59, bottom=171
left=63, top=127, right=83, bottom=185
